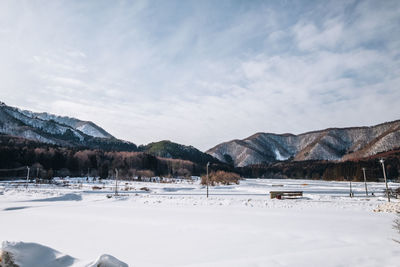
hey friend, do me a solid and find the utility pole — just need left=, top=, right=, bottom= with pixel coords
left=349, top=179, right=353, bottom=198
left=36, top=167, right=39, bottom=185
left=379, top=159, right=390, bottom=202
left=206, top=162, right=210, bottom=198
left=115, top=168, right=119, bottom=196
left=362, top=168, right=368, bottom=196
left=26, top=166, right=30, bottom=188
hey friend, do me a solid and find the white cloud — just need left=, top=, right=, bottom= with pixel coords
left=0, top=0, right=399, bottom=150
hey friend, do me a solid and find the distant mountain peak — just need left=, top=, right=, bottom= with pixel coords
left=17, top=108, right=114, bottom=139
left=207, top=120, right=400, bottom=167
left=0, top=102, right=136, bottom=151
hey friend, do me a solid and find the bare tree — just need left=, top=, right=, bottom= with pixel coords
left=201, top=170, right=241, bottom=186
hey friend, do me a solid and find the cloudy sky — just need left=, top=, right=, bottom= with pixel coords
left=1, top=0, right=399, bottom=150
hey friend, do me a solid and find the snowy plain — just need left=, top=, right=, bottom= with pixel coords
left=1, top=178, right=400, bottom=267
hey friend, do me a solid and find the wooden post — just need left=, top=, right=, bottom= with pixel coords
left=36, top=167, right=39, bottom=185
left=380, top=159, right=390, bottom=202
left=349, top=180, right=353, bottom=198
left=115, top=169, right=118, bottom=196
left=206, top=162, right=210, bottom=198
left=362, top=168, right=368, bottom=196
left=26, top=166, right=30, bottom=188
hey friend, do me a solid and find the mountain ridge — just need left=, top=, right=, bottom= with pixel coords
left=2, top=101, right=399, bottom=169
left=207, top=120, right=400, bottom=167
left=0, top=102, right=220, bottom=165
left=0, top=102, right=137, bottom=151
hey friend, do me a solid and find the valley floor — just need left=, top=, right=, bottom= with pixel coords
left=1, top=178, right=400, bottom=267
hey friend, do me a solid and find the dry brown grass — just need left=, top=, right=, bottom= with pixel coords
left=201, top=170, right=241, bottom=186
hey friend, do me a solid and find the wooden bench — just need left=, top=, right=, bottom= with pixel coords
left=270, top=191, right=303, bottom=199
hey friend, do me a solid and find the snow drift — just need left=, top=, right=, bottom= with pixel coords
left=0, top=241, right=128, bottom=267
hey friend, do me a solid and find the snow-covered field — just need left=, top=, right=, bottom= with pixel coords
left=1, top=178, right=400, bottom=267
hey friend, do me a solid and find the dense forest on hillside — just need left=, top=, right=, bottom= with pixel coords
left=240, top=149, right=400, bottom=181
left=0, top=135, right=209, bottom=179
left=138, top=140, right=219, bottom=165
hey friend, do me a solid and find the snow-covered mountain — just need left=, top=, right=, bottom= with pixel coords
left=207, top=120, right=400, bottom=167
left=19, top=109, right=113, bottom=139
left=0, top=102, right=137, bottom=151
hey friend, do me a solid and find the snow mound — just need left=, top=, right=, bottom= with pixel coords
left=1, top=242, right=129, bottom=267
left=373, top=202, right=400, bottom=213
left=87, top=254, right=129, bottom=267
left=1, top=241, right=76, bottom=267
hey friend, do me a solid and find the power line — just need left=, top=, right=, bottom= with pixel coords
left=0, top=166, right=28, bottom=172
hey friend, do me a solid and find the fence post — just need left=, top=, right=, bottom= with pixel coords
left=26, top=166, right=30, bottom=188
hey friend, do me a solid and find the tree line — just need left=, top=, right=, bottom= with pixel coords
left=0, top=135, right=204, bottom=180
left=239, top=154, right=400, bottom=181
left=1, top=134, right=399, bottom=181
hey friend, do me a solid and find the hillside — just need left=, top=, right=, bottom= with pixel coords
left=207, top=120, right=400, bottom=167
left=0, top=103, right=222, bottom=171
left=0, top=135, right=212, bottom=179
left=239, top=147, right=400, bottom=181
left=0, top=102, right=137, bottom=151
left=138, top=140, right=219, bottom=165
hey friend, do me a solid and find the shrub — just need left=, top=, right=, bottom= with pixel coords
left=201, top=170, right=241, bottom=186
left=0, top=250, right=19, bottom=267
